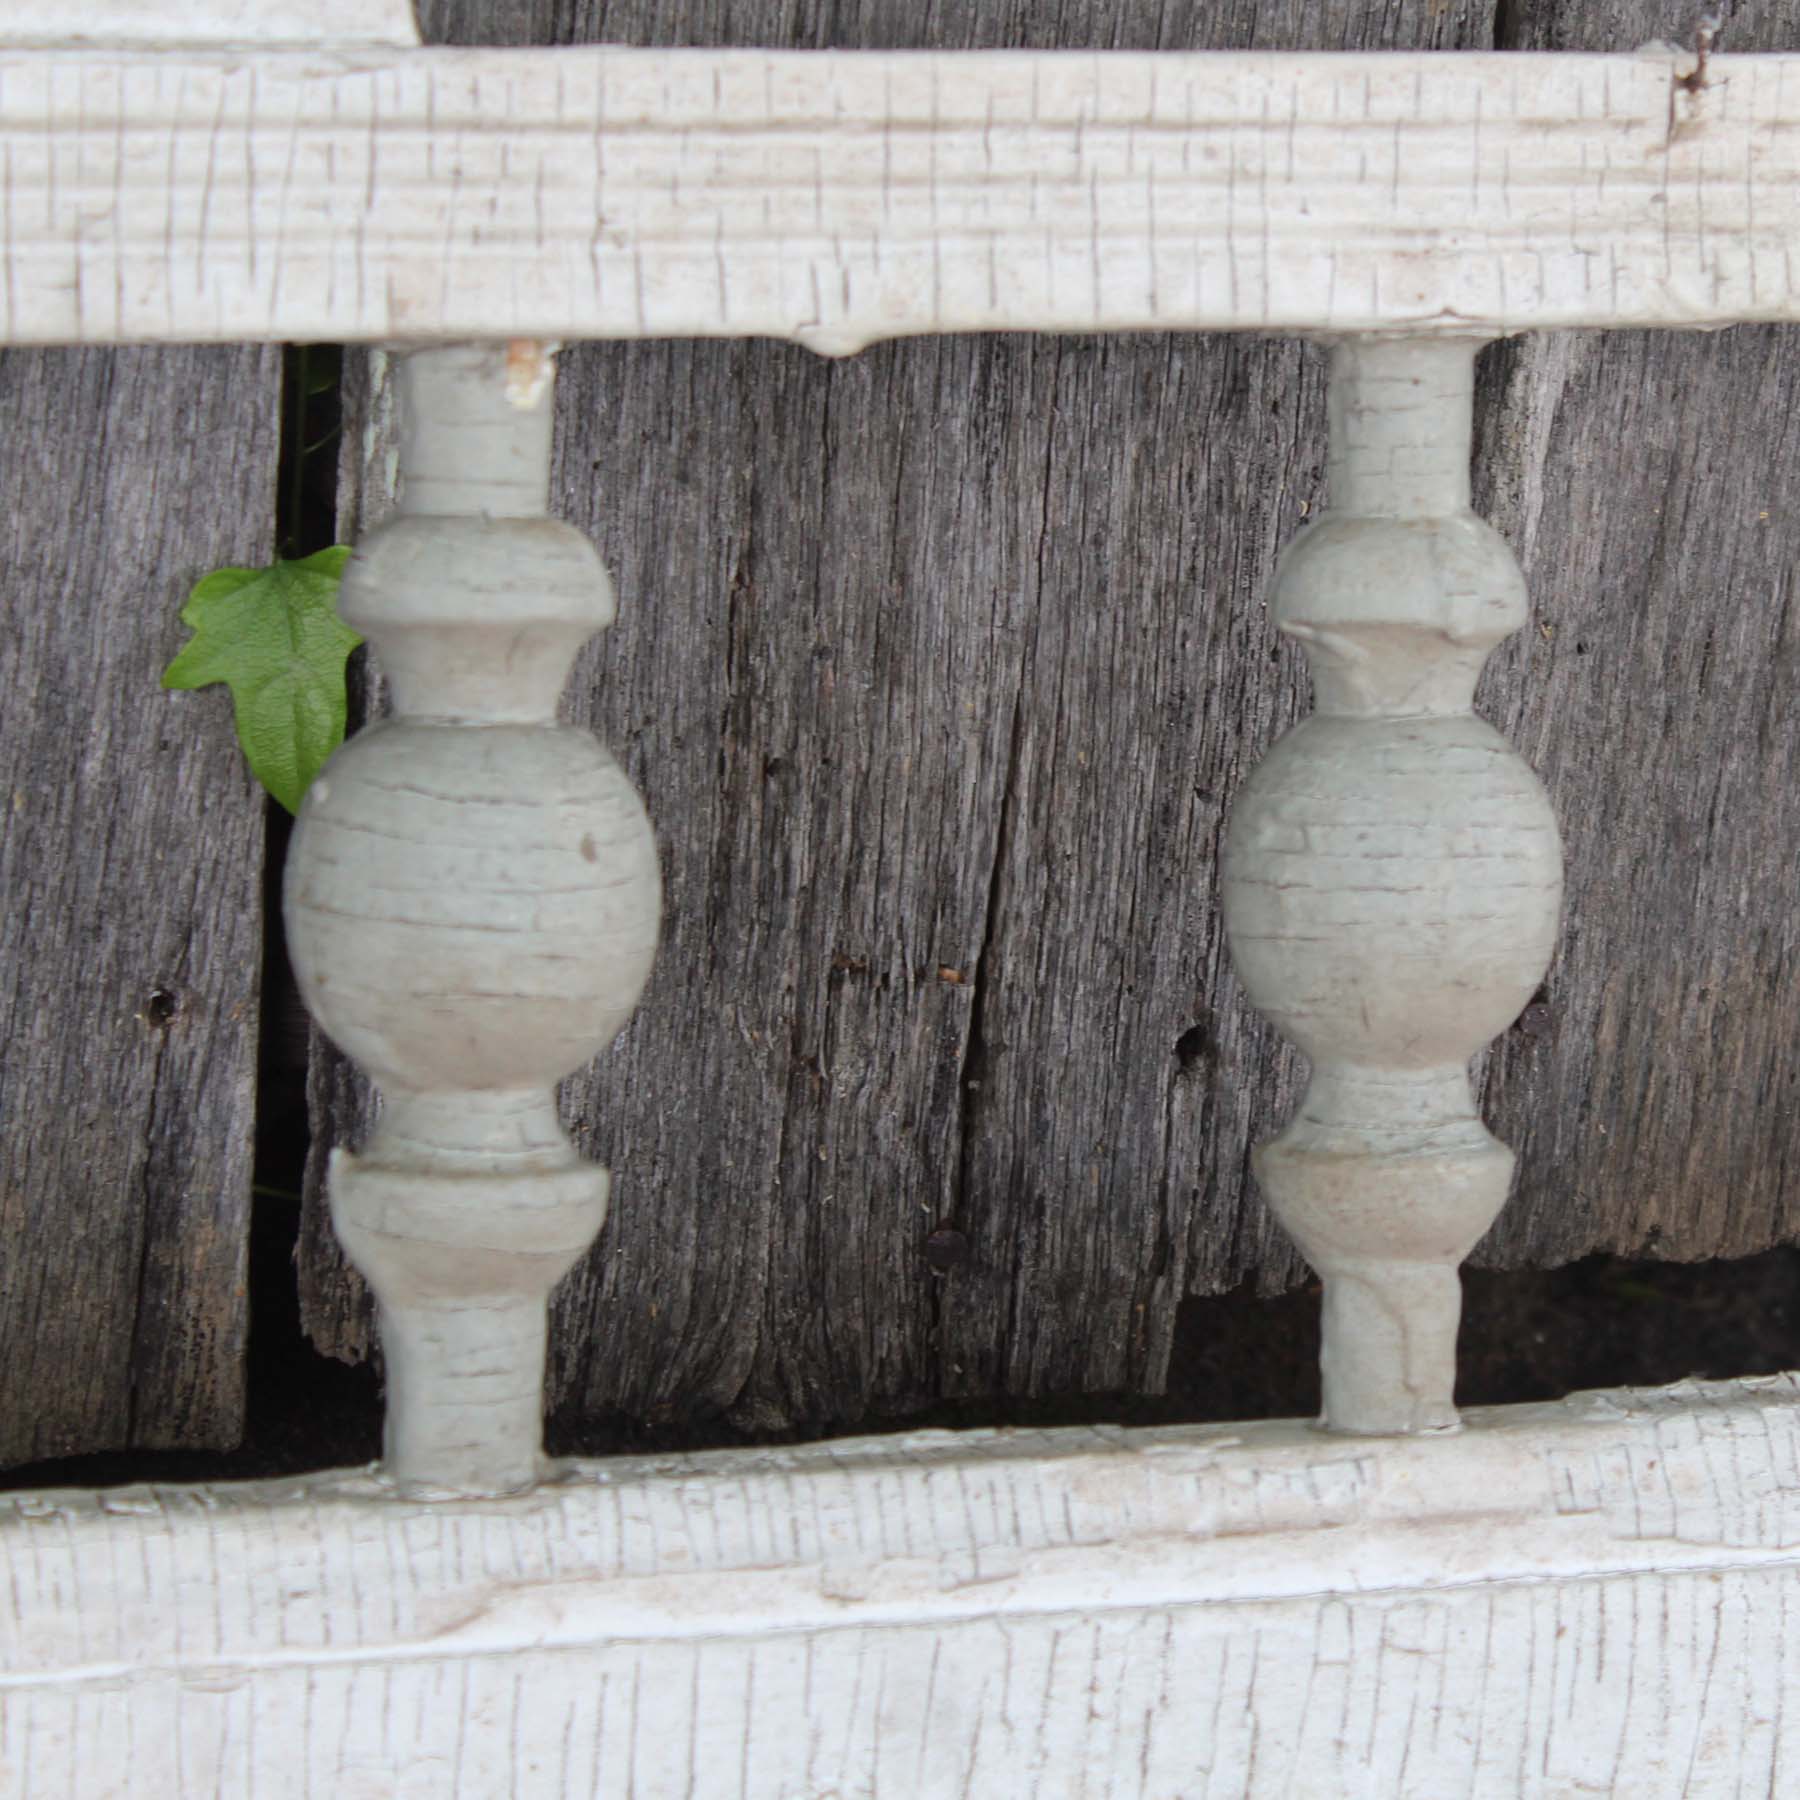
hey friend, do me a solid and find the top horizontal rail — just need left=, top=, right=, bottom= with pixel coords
left=0, top=2, right=420, bottom=51
left=1, top=46, right=1795, bottom=349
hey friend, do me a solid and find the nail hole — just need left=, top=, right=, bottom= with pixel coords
left=141, top=988, right=179, bottom=1029
left=1173, top=1024, right=1213, bottom=1073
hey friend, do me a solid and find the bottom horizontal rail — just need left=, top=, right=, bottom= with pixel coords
left=6, top=1373, right=1800, bottom=1796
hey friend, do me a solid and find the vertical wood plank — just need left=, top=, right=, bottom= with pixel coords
left=1472, top=0, right=1800, bottom=1271
left=0, top=346, right=278, bottom=1465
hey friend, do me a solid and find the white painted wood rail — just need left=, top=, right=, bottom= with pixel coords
left=0, top=0, right=419, bottom=50
left=5, top=1, right=1798, bottom=1791
left=0, top=44, right=1798, bottom=347
left=11, top=1375, right=1800, bottom=1795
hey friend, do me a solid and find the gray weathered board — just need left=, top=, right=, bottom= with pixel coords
left=0, top=347, right=278, bottom=1466
left=291, top=0, right=1800, bottom=1439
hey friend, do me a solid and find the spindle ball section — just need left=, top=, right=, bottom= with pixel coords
left=1222, top=712, right=1562, bottom=1071
left=285, top=722, right=660, bottom=1095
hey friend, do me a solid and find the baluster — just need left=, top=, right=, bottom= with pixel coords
left=1223, top=335, right=1563, bottom=1435
left=285, top=343, right=661, bottom=1497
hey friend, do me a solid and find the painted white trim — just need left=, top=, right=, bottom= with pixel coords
left=6, top=1374, right=1800, bottom=1794
left=0, top=46, right=1790, bottom=348
left=0, top=1, right=420, bottom=49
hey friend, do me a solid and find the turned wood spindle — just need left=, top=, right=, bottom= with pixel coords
left=285, top=343, right=660, bottom=1497
left=1223, top=335, right=1563, bottom=1435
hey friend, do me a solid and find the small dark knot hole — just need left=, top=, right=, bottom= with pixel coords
left=925, top=1226, right=969, bottom=1274
left=1516, top=1001, right=1554, bottom=1040
left=141, top=988, right=179, bottom=1029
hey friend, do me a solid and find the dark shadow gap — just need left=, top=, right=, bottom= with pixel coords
left=9, top=1247, right=1794, bottom=1489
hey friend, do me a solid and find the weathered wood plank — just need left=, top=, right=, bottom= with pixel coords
left=1470, top=3, right=1800, bottom=1271
left=0, top=346, right=279, bottom=1466
left=8, top=1374, right=1800, bottom=1797
left=1475, top=322, right=1800, bottom=1271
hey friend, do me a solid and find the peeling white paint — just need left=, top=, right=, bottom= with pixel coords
left=0, top=0, right=419, bottom=47
left=6, top=1379, right=1800, bottom=1795
left=0, top=47, right=1792, bottom=344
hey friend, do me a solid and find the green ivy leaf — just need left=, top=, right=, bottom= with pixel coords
left=162, top=547, right=361, bottom=815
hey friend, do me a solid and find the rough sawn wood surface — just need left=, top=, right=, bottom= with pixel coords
left=0, top=347, right=278, bottom=1466
left=292, top=0, right=1800, bottom=1442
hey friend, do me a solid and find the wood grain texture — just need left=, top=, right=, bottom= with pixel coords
left=1472, top=0, right=1800, bottom=1273
left=0, top=346, right=278, bottom=1467
left=1473, top=324, right=1800, bottom=1271
left=8, top=1373, right=1800, bottom=1797
left=5, top=38, right=1799, bottom=347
